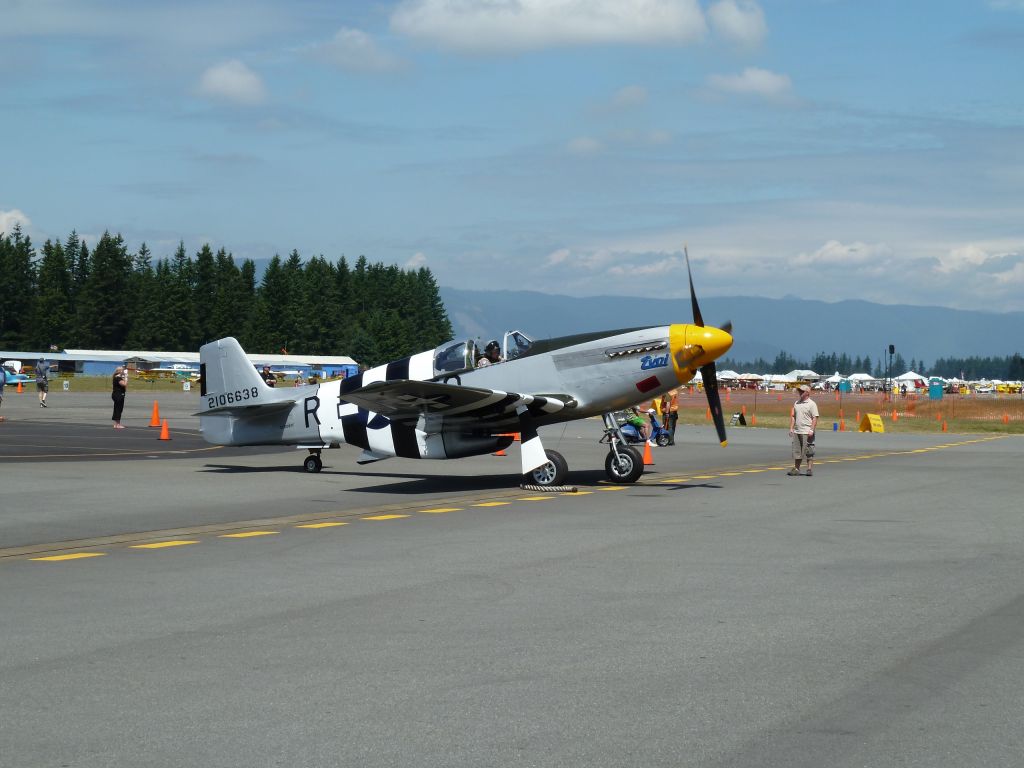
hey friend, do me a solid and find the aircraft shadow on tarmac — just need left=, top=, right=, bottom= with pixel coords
left=199, top=463, right=722, bottom=494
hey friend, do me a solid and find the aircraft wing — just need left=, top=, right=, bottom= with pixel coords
left=341, top=379, right=566, bottom=429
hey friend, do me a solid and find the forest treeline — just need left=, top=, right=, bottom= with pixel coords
left=0, top=225, right=453, bottom=368
left=723, top=349, right=1024, bottom=381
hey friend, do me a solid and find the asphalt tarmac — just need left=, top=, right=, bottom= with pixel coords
left=2, top=390, right=1023, bottom=767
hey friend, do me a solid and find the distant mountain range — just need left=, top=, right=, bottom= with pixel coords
left=439, top=288, right=1024, bottom=366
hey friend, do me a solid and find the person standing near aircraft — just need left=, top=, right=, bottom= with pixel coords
left=660, top=388, right=679, bottom=445
left=35, top=357, right=51, bottom=407
left=111, top=366, right=128, bottom=429
left=788, top=384, right=818, bottom=476
left=260, top=365, right=277, bottom=387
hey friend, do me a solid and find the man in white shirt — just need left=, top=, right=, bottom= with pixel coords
left=788, top=384, right=819, bottom=476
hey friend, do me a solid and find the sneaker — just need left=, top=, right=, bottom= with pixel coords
left=806, top=469, right=813, bottom=476
left=41, top=402, right=47, bottom=407
left=787, top=468, right=800, bottom=476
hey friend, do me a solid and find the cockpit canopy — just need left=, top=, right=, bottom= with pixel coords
left=431, top=331, right=534, bottom=377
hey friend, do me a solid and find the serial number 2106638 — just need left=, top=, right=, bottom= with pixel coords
left=208, top=387, right=259, bottom=408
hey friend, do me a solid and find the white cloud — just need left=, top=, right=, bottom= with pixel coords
left=197, top=60, right=267, bottom=106
left=0, top=208, right=31, bottom=234
left=988, top=0, right=1024, bottom=10
left=937, top=244, right=991, bottom=273
left=608, top=254, right=686, bottom=277
left=707, top=0, right=767, bottom=47
left=308, top=27, right=405, bottom=73
left=406, top=252, right=428, bottom=268
left=545, top=248, right=571, bottom=266
left=707, top=67, right=793, bottom=102
left=994, top=261, right=1024, bottom=285
left=567, top=136, right=605, bottom=155
left=790, top=240, right=893, bottom=268
left=611, top=85, right=648, bottom=110
left=391, top=0, right=707, bottom=53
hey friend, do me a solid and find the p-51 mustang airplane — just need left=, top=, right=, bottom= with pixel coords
left=198, top=254, right=732, bottom=486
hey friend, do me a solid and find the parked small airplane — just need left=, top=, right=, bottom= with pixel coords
left=198, top=253, right=732, bottom=485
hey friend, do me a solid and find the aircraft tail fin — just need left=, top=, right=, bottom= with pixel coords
left=199, top=337, right=267, bottom=402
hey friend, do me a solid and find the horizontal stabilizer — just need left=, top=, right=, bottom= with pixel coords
left=193, top=399, right=296, bottom=417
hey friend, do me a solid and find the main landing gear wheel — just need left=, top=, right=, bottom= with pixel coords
left=605, top=446, right=643, bottom=484
left=303, top=454, right=323, bottom=473
left=525, top=449, right=568, bottom=487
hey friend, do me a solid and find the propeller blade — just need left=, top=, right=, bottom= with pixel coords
left=701, top=362, right=728, bottom=446
left=684, top=246, right=704, bottom=328
left=720, top=320, right=732, bottom=335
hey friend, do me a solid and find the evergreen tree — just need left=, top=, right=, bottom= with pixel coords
left=165, top=242, right=197, bottom=349
left=34, top=239, right=73, bottom=349
left=192, top=244, right=217, bottom=347
left=0, top=224, right=37, bottom=348
left=76, top=232, right=133, bottom=347
left=65, top=231, right=86, bottom=303
left=250, top=255, right=287, bottom=352
left=126, top=243, right=160, bottom=348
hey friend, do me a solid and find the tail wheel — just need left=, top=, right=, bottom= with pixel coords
left=605, top=446, right=643, bottom=483
left=526, top=449, right=568, bottom=487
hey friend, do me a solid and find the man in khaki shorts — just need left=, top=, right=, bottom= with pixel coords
left=788, top=384, right=819, bottom=476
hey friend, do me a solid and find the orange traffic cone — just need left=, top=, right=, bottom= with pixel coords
left=936, top=412, right=942, bottom=422
left=855, top=410, right=860, bottom=423
left=942, top=421, right=948, bottom=432
left=158, top=419, right=171, bottom=440
left=642, top=440, right=654, bottom=466
left=705, top=407, right=711, bottom=420
left=751, top=414, right=757, bottom=426
left=149, top=400, right=161, bottom=427
left=840, top=419, right=846, bottom=431
left=17, top=380, right=23, bottom=393
left=1003, top=413, right=1010, bottom=425
left=892, top=410, right=899, bottom=422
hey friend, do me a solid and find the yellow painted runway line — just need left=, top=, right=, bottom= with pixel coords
left=295, top=522, right=349, bottom=529
left=566, top=491, right=592, bottom=496
left=361, top=514, right=410, bottom=521
left=130, top=540, right=199, bottom=549
left=719, top=472, right=743, bottom=476
left=219, top=531, right=279, bottom=538
left=419, top=507, right=462, bottom=514
left=31, top=552, right=106, bottom=561
left=517, top=496, right=555, bottom=501
left=692, top=474, right=719, bottom=480
left=598, top=486, right=627, bottom=491
left=473, top=501, right=511, bottom=507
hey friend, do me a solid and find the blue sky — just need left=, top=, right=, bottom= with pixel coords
left=2, top=0, right=1023, bottom=311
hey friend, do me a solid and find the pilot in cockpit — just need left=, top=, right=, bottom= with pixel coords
left=476, top=340, right=503, bottom=368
